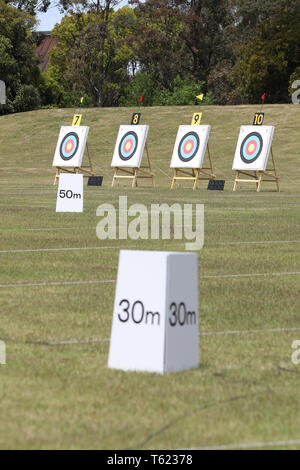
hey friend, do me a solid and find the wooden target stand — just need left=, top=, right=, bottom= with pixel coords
left=233, top=147, right=279, bottom=192
left=112, top=113, right=155, bottom=188
left=53, top=143, right=95, bottom=185
left=233, top=112, right=280, bottom=192
left=53, top=113, right=95, bottom=185
left=171, top=144, right=216, bottom=191
left=171, top=112, right=216, bottom=190
left=112, top=143, right=154, bottom=188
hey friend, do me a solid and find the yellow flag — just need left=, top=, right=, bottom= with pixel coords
left=80, top=97, right=84, bottom=104
left=196, top=94, right=204, bottom=101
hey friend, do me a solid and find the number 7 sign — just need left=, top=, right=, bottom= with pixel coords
left=72, top=114, right=82, bottom=126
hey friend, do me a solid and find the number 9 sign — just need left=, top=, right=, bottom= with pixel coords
left=191, top=113, right=202, bottom=126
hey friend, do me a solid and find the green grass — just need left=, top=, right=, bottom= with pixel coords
left=0, top=104, right=300, bottom=449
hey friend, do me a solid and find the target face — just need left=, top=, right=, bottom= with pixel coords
left=53, top=126, right=89, bottom=168
left=232, top=126, right=275, bottom=171
left=60, top=132, right=79, bottom=161
left=111, top=125, right=149, bottom=168
left=178, top=132, right=200, bottom=162
left=118, top=131, right=138, bottom=161
left=170, top=125, right=211, bottom=169
left=240, top=132, right=263, bottom=164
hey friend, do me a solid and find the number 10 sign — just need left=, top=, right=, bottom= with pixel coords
left=108, top=250, right=199, bottom=374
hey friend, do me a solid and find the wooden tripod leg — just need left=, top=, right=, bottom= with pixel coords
left=86, top=143, right=95, bottom=176
left=145, top=144, right=155, bottom=187
left=257, top=173, right=263, bottom=192
left=171, top=169, right=177, bottom=190
left=132, top=168, right=138, bottom=188
left=193, top=169, right=200, bottom=191
left=271, top=147, right=280, bottom=192
left=207, top=144, right=215, bottom=179
left=53, top=167, right=60, bottom=185
left=112, top=168, right=117, bottom=187
left=254, top=171, right=259, bottom=191
left=233, top=171, right=239, bottom=191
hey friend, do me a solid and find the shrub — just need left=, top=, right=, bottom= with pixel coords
left=13, top=85, right=41, bottom=113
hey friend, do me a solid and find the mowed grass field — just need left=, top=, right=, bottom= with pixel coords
left=0, top=104, right=300, bottom=450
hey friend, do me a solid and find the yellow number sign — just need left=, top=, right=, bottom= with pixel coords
left=191, top=113, right=202, bottom=125
left=72, top=114, right=82, bottom=126
left=253, top=113, right=264, bottom=126
left=131, top=113, right=141, bottom=125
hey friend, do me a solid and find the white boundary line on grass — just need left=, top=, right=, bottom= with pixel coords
left=189, top=439, right=300, bottom=450
left=1, top=240, right=300, bottom=253
left=200, top=327, right=300, bottom=336
left=217, top=240, right=300, bottom=246
left=200, top=271, right=300, bottom=279
left=0, top=246, right=133, bottom=254
left=0, top=280, right=115, bottom=288
left=34, top=327, right=300, bottom=346
left=2, top=270, right=300, bottom=288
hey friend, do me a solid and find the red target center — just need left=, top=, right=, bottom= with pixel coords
left=64, top=139, right=74, bottom=154
left=123, top=138, right=133, bottom=154
left=183, top=139, right=194, bottom=154
left=245, top=140, right=257, bottom=156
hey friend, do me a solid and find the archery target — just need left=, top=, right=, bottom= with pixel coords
left=111, top=125, right=149, bottom=168
left=170, top=125, right=211, bottom=169
left=232, top=126, right=275, bottom=171
left=118, top=131, right=139, bottom=161
left=52, top=126, right=89, bottom=168
left=60, top=132, right=79, bottom=161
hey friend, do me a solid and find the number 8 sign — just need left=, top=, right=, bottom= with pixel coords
left=131, top=113, right=141, bottom=125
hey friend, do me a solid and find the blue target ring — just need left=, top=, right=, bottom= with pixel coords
left=240, top=132, right=263, bottom=164
left=119, top=131, right=138, bottom=161
left=60, top=132, right=79, bottom=161
left=178, top=132, right=200, bottom=162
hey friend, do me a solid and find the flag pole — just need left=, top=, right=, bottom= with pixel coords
left=260, top=92, right=266, bottom=113
left=138, top=94, right=143, bottom=111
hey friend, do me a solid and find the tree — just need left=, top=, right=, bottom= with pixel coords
left=0, top=0, right=42, bottom=114
left=127, top=0, right=233, bottom=96
left=207, top=0, right=300, bottom=104
left=125, top=0, right=187, bottom=91
left=232, top=7, right=300, bottom=103
left=5, top=0, right=50, bottom=15
left=47, top=7, right=136, bottom=106
left=56, top=0, right=123, bottom=106
left=231, top=0, right=298, bottom=38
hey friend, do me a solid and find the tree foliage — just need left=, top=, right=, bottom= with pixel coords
left=1, top=0, right=300, bottom=113
left=0, top=0, right=42, bottom=114
left=5, top=0, right=50, bottom=15
left=232, top=7, right=300, bottom=103
left=47, top=7, right=136, bottom=106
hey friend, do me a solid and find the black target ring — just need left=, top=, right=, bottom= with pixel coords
left=118, top=131, right=139, bottom=161
left=59, top=132, right=80, bottom=161
left=240, top=132, right=263, bottom=164
left=178, top=131, right=200, bottom=162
